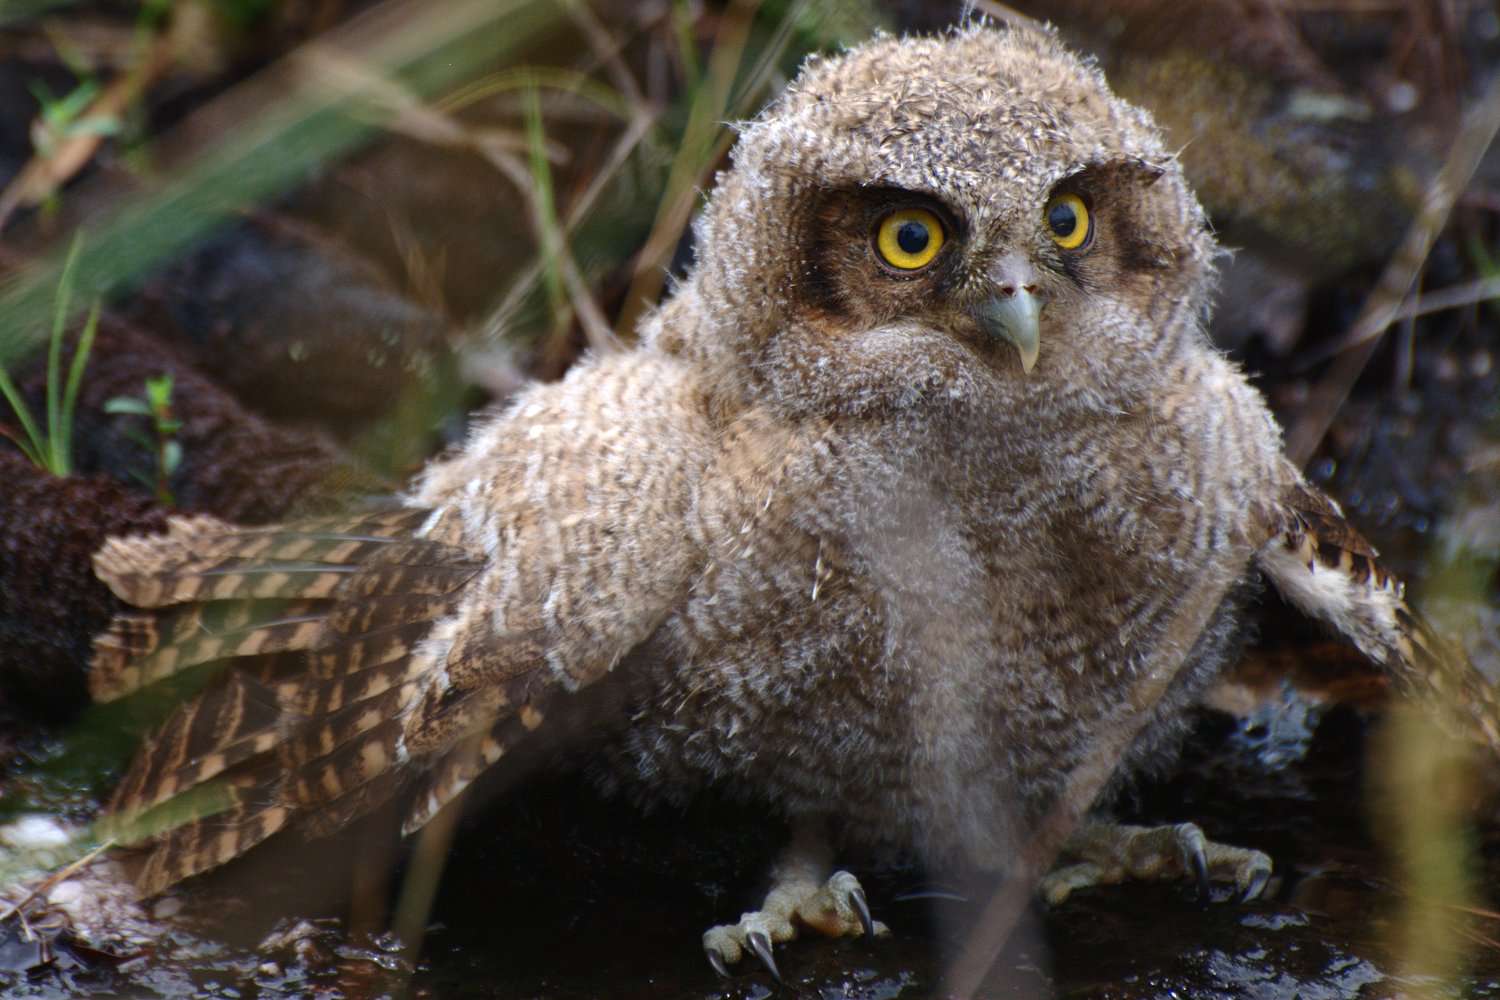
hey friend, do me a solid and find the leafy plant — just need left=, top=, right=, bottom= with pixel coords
left=105, top=373, right=182, bottom=506
left=0, top=232, right=100, bottom=475
left=27, top=77, right=122, bottom=162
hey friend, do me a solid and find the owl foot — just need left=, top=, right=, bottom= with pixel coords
left=1040, top=821, right=1272, bottom=905
left=702, top=869, right=887, bottom=979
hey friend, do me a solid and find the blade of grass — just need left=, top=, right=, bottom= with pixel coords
left=522, top=83, right=620, bottom=356
left=57, top=300, right=99, bottom=477
left=0, top=369, right=46, bottom=467
left=479, top=108, right=657, bottom=346
left=612, top=0, right=839, bottom=340
left=525, top=85, right=567, bottom=328
left=565, top=0, right=646, bottom=109
left=944, top=550, right=1256, bottom=997
left=439, top=67, right=632, bottom=123
left=672, top=0, right=704, bottom=92
left=44, top=234, right=84, bottom=474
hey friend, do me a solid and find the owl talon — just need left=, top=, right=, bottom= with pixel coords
left=850, top=884, right=874, bottom=937
left=701, top=861, right=886, bottom=978
left=1042, top=821, right=1274, bottom=904
left=747, top=928, right=781, bottom=981
left=1242, top=862, right=1272, bottom=902
left=1179, top=824, right=1211, bottom=899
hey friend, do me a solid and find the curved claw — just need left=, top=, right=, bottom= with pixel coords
left=850, top=884, right=875, bottom=938
left=746, top=929, right=780, bottom=982
left=1242, top=864, right=1272, bottom=902
left=705, top=946, right=730, bottom=978
left=1174, top=823, right=1211, bottom=901
left=1189, top=845, right=1210, bottom=900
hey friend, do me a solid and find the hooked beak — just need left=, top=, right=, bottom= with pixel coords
left=974, top=256, right=1044, bottom=373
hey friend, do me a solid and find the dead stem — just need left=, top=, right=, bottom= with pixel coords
left=0, top=839, right=114, bottom=929
left=612, top=0, right=764, bottom=341
left=1286, top=69, right=1500, bottom=466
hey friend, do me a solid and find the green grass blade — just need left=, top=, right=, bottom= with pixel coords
left=0, top=365, right=46, bottom=468
left=45, top=238, right=85, bottom=475
left=524, top=84, right=565, bottom=321
left=57, top=299, right=100, bottom=478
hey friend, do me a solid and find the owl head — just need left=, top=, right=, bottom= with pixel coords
left=647, top=22, right=1218, bottom=429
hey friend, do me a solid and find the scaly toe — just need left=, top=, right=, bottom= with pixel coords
left=1046, top=821, right=1275, bottom=905
left=796, top=870, right=889, bottom=939
left=1237, top=852, right=1274, bottom=901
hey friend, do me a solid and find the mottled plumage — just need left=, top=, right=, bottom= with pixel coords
left=91, top=21, right=1498, bottom=971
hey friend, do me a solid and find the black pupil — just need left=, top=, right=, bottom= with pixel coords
left=1049, top=201, right=1077, bottom=238
left=896, top=220, right=929, bottom=255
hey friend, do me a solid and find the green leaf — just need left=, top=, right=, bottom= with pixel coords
left=161, top=440, right=182, bottom=477
left=103, top=396, right=151, bottom=416
left=145, top=373, right=173, bottom=409
left=0, top=424, right=45, bottom=468
left=45, top=79, right=101, bottom=127
left=61, top=115, right=123, bottom=140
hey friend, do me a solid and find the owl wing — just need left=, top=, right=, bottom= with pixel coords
left=90, top=358, right=713, bottom=894
left=1255, top=472, right=1500, bottom=754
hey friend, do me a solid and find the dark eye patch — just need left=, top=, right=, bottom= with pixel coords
left=797, top=186, right=965, bottom=318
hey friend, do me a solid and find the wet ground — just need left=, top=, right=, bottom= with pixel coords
left=7, top=653, right=1500, bottom=999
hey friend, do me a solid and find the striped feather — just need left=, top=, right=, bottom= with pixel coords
left=131, top=800, right=294, bottom=896
left=108, top=670, right=286, bottom=817
left=90, top=506, right=484, bottom=894
left=1261, top=480, right=1500, bottom=756
left=401, top=721, right=521, bottom=835
left=91, top=600, right=328, bottom=701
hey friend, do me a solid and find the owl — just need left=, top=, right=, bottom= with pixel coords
left=88, top=21, right=1500, bottom=979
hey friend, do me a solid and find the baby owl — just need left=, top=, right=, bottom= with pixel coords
left=89, top=21, right=1500, bottom=977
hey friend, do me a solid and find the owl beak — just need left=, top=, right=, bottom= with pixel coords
left=976, top=289, right=1042, bottom=373
left=977, top=258, right=1044, bottom=372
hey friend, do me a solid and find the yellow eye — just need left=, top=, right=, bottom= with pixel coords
left=1045, top=192, right=1091, bottom=251
left=876, top=209, right=945, bottom=270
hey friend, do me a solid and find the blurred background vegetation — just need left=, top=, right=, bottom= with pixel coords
left=0, top=0, right=1499, bottom=996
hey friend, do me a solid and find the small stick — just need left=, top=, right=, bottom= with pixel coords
left=0, top=840, right=116, bottom=927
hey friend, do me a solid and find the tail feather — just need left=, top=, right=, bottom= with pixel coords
left=131, top=800, right=294, bottom=896
left=90, top=511, right=481, bottom=704
left=109, top=670, right=287, bottom=817
left=90, top=506, right=480, bottom=894
left=96, top=530, right=479, bottom=610
left=117, top=709, right=414, bottom=892
left=91, top=600, right=328, bottom=701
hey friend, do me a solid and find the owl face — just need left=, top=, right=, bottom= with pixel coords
left=796, top=159, right=1182, bottom=370
left=662, top=23, right=1219, bottom=427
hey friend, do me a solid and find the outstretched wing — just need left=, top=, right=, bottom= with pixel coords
left=1256, top=470, right=1500, bottom=754
left=91, top=354, right=713, bottom=894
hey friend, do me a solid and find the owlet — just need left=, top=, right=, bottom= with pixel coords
left=88, top=20, right=1500, bottom=977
